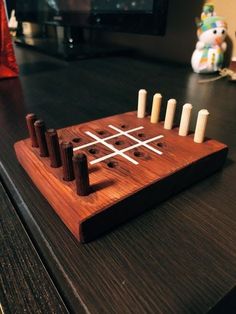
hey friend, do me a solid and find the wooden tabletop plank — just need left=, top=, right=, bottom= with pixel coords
left=0, top=181, right=68, bottom=314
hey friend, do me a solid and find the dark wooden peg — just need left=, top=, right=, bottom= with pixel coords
left=26, top=113, right=38, bottom=147
left=45, top=129, right=61, bottom=168
left=60, top=142, right=74, bottom=181
left=34, top=120, right=49, bottom=157
left=73, top=154, right=90, bottom=196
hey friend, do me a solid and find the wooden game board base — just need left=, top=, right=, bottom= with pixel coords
left=14, top=112, right=228, bottom=242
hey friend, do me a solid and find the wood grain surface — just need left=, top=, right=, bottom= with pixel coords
left=15, top=112, right=227, bottom=242
left=0, top=181, right=68, bottom=313
left=0, top=47, right=236, bottom=313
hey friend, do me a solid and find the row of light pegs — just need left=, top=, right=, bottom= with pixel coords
left=137, top=89, right=209, bottom=144
left=25, top=113, right=90, bottom=196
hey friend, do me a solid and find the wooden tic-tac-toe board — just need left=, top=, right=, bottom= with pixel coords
left=14, top=111, right=228, bottom=242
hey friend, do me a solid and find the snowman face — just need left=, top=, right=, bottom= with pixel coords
left=199, top=27, right=227, bottom=46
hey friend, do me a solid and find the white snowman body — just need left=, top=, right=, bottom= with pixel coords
left=191, top=26, right=227, bottom=73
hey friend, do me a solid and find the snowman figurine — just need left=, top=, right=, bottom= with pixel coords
left=191, top=3, right=227, bottom=74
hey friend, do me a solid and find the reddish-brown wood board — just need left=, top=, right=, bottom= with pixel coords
left=14, top=112, right=228, bottom=242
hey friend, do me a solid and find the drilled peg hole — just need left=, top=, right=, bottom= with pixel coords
left=97, top=130, right=107, bottom=135
left=114, top=140, right=124, bottom=146
left=157, top=142, right=166, bottom=148
left=134, top=151, right=144, bottom=157
left=121, top=124, right=128, bottom=129
left=107, top=161, right=118, bottom=168
left=72, top=138, right=81, bottom=143
left=138, top=133, right=145, bottom=138
left=89, top=148, right=99, bottom=155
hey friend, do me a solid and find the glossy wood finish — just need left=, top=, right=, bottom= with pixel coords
left=15, top=112, right=227, bottom=242
left=0, top=47, right=236, bottom=312
left=0, top=181, right=67, bottom=313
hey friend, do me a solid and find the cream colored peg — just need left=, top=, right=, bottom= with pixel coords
left=179, top=103, right=193, bottom=136
left=194, top=109, right=210, bottom=143
left=137, top=89, right=147, bottom=118
left=164, top=99, right=177, bottom=130
left=9, top=10, right=18, bottom=29
left=150, top=93, right=162, bottom=124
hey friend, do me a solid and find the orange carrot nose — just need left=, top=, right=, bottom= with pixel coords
left=215, top=37, right=223, bottom=45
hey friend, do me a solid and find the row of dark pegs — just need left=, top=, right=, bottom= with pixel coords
left=26, top=113, right=90, bottom=196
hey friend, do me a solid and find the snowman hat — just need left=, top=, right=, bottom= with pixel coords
left=198, top=16, right=227, bottom=35
left=197, top=3, right=227, bottom=35
left=202, top=3, right=215, bottom=15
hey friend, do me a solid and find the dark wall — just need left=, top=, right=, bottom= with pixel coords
left=5, top=0, right=16, bottom=14
left=8, top=0, right=205, bottom=64
left=95, top=0, right=204, bottom=64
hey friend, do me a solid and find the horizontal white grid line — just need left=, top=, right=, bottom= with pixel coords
left=90, top=152, right=117, bottom=164
left=108, top=125, right=163, bottom=155
left=73, top=126, right=144, bottom=152
left=90, top=134, right=164, bottom=165
left=85, top=131, right=139, bottom=165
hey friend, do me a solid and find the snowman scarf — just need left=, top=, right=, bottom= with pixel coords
left=199, top=44, right=223, bottom=72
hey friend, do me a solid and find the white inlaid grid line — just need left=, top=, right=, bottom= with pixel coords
left=73, top=126, right=144, bottom=151
left=73, top=124, right=164, bottom=165
left=85, top=131, right=139, bottom=165
left=90, top=134, right=164, bottom=165
left=108, top=125, right=163, bottom=155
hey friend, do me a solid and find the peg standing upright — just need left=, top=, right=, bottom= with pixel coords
left=46, top=129, right=61, bottom=168
left=194, top=109, right=210, bottom=143
left=150, top=93, right=162, bottom=124
left=179, top=104, right=193, bottom=136
left=26, top=113, right=38, bottom=147
left=73, top=154, right=90, bottom=196
left=164, top=99, right=177, bottom=130
left=34, top=120, right=49, bottom=157
left=137, top=89, right=147, bottom=118
left=60, top=141, right=74, bottom=181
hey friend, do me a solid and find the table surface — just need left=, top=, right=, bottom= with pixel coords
left=0, top=181, right=67, bottom=313
left=0, top=47, right=236, bottom=314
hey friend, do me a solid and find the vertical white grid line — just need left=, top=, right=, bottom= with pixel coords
left=85, top=131, right=139, bottom=165
left=73, top=126, right=144, bottom=152
left=90, top=134, right=164, bottom=165
left=108, top=125, right=163, bottom=155
left=73, top=124, right=164, bottom=165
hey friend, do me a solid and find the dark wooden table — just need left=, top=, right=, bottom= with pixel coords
left=1, top=47, right=236, bottom=314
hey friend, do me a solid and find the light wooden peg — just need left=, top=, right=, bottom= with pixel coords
left=164, top=99, right=177, bottom=130
left=179, top=103, right=193, bottom=136
left=150, top=93, right=162, bottom=124
left=194, top=109, right=210, bottom=143
left=137, top=89, right=147, bottom=118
